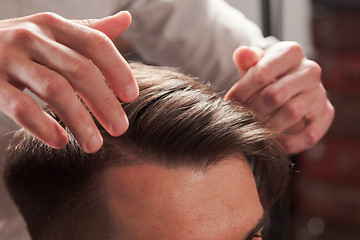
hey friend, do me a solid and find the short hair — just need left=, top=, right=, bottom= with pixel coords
left=3, top=63, right=290, bottom=240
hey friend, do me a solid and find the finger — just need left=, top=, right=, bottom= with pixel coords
left=248, top=59, right=322, bottom=116
left=278, top=99, right=334, bottom=154
left=0, top=80, right=68, bottom=149
left=7, top=56, right=104, bottom=153
left=226, top=42, right=304, bottom=103
left=34, top=12, right=138, bottom=102
left=233, top=46, right=264, bottom=73
left=21, top=34, right=129, bottom=139
left=266, top=86, right=325, bottom=133
left=73, top=11, right=132, bottom=40
left=224, top=47, right=263, bottom=101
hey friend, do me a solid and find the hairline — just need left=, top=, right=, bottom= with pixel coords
left=3, top=62, right=289, bottom=239
left=97, top=152, right=254, bottom=238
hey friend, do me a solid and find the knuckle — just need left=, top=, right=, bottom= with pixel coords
left=318, top=84, right=328, bottom=99
left=307, top=60, right=322, bottom=78
left=252, top=65, right=272, bottom=86
left=322, top=99, right=335, bottom=122
left=84, top=30, right=112, bottom=52
left=305, top=128, right=320, bottom=148
left=264, top=86, right=284, bottom=107
left=328, top=102, right=335, bottom=119
left=284, top=101, right=303, bottom=120
left=287, top=41, right=304, bottom=57
left=11, top=98, right=36, bottom=120
left=33, top=12, right=62, bottom=26
left=99, top=96, right=118, bottom=112
left=41, top=79, right=71, bottom=99
left=312, top=83, right=328, bottom=101
left=10, top=27, right=36, bottom=42
left=66, top=56, right=94, bottom=79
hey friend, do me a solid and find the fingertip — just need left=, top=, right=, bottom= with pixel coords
left=224, top=82, right=241, bottom=103
left=39, top=114, right=68, bottom=149
left=116, top=67, right=138, bottom=102
left=110, top=114, right=129, bottom=136
left=82, top=133, right=104, bottom=153
left=233, top=46, right=248, bottom=59
left=224, top=89, right=235, bottom=102
left=121, top=82, right=139, bottom=102
left=223, top=93, right=230, bottom=101
left=233, top=46, right=252, bottom=62
left=113, top=66, right=139, bottom=102
left=53, top=127, right=69, bottom=149
left=87, top=11, right=132, bottom=39
left=119, top=10, right=132, bottom=21
left=114, top=10, right=132, bottom=29
left=233, top=46, right=262, bottom=71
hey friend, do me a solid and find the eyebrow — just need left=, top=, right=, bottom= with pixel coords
left=243, top=211, right=267, bottom=240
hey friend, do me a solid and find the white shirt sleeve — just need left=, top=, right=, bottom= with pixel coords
left=120, top=0, right=278, bottom=93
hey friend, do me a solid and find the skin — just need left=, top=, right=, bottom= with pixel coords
left=113, top=38, right=334, bottom=154
left=225, top=42, right=335, bottom=153
left=0, top=11, right=139, bottom=153
left=104, top=156, right=264, bottom=240
left=0, top=11, right=333, bottom=154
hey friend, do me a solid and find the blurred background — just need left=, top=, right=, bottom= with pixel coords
left=228, top=0, right=360, bottom=239
left=0, top=0, right=359, bottom=240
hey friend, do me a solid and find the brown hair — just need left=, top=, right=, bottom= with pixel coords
left=3, top=62, right=290, bottom=240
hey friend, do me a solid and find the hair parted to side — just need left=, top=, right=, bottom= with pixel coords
left=3, top=62, right=290, bottom=240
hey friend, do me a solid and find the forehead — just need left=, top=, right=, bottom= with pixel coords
left=103, top=156, right=263, bottom=240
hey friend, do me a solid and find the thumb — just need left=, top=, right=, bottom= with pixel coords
left=233, top=46, right=264, bottom=73
left=73, top=11, right=132, bottom=40
left=224, top=47, right=265, bottom=102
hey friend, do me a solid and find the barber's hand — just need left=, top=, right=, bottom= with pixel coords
left=225, top=42, right=334, bottom=154
left=0, top=11, right=138, bottom=153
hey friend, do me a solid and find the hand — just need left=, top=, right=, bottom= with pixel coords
left=225, top=42, right=334, bottom=154
left=0, top=11, right=138, bottom=153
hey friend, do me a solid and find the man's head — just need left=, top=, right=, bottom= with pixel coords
left=3, top=63, right=289, bottom=240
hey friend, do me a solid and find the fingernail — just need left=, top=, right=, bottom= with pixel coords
left=84, top=134, right=103, bottom=153
left=114, top=10, right=130, bottom=17
left=111, top=115, right=129, bottom=136
left=122, top=83, right=139, bottom=102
